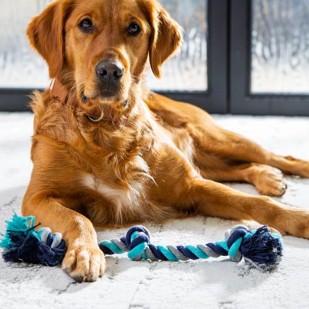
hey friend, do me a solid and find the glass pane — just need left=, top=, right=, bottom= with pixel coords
left=251, top=0, right=309, bottom=94
left=149, top=0, right=208, bottom=91
left=0, top=0, right=207, bottom=91
left=0, top=0, right=50, bottom=89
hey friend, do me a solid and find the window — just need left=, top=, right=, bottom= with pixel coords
left=1, top=0, right=308, bottom=115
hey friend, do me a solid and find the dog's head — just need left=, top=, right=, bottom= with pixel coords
left=27, top=0, right=182, bottom=111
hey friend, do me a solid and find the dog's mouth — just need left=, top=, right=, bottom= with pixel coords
left=80, top=91, right=129, bottom=110
left=80, top=92, right=130, bottom=124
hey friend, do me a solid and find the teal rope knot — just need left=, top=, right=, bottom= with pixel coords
left=99, top=226, right=156, bottom=261
left=126, top=226, right=152, bottom=260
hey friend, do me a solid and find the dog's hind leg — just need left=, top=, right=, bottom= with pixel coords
left=194, top=126, right=309, bottom=178
left=147, top=93, right=309, bottom=177
left=176, top=178, right=309, bottom=239
left=198, top=162, right=287, bottom=197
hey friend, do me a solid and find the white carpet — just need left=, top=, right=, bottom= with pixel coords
left=1, top=112, right=309, bottom=309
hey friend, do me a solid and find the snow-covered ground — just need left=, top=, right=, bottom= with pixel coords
left=1, top=112, right=309, bottom=309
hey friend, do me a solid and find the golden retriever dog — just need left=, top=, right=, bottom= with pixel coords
left=23, top=0, right=309, bottom=282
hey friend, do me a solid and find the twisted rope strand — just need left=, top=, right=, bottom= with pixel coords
left=1, top=214, right=283, bottom=269
left=98, top=225, right=283, bottom=268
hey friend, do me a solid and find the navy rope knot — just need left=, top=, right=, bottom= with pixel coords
left=239, top=226, right=282, bottom=267
left=220, top=225, right=282, bottom=268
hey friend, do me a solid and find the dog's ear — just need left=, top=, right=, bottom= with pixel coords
left=148, top=4, right=183, bottom=78
left=26, top=0, right=74, bottom=78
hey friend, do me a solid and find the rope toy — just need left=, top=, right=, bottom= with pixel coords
left=0, top=214, right=283, bottom=270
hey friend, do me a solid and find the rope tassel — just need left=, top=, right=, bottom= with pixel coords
left=1, top=214, right=283, bottom=270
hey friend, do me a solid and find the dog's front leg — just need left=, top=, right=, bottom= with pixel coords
left=22, top=193, right=105, bottom=282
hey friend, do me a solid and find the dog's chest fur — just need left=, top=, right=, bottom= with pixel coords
left=81, top=153, right=151, bottom=218
left=74, top=107, right=157, bottom=223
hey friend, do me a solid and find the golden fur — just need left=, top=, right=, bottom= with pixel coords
left=23, top=0, right=309, bottom=282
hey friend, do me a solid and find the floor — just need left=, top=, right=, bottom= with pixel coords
left=1, top=113, right=309, bottom=309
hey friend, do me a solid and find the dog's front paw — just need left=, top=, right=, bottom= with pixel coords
left=62, top=244, right=106, bottom=282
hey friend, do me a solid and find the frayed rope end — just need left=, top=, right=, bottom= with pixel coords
left=0, top=214, right=66, bottom=266
left=240, top=226, right=283, bottom=270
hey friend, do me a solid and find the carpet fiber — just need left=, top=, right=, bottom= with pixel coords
left=1, top=113, right=309, bottom=309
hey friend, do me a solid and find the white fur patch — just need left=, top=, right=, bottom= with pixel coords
left=81, top=173, right=142, bottom=210
left=133, top=155, right=149, bottom=174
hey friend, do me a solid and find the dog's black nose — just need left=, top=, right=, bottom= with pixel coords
left=95, top=60, right=124, bottom=83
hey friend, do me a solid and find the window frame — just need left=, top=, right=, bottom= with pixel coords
left=0, top=89, right=32, bottom=111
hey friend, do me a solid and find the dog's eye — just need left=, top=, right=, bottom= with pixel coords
left=79, top=18, right=94, bottom=33
left=128, top=22, right=141, bottom=36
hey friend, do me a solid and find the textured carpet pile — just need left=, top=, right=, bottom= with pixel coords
left=1, top=113, right=309, bottom=309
